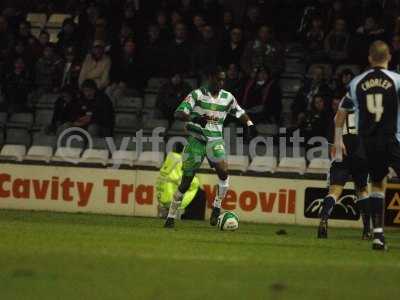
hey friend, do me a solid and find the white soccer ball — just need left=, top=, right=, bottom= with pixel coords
left=217, top=211, right=239, bottom=231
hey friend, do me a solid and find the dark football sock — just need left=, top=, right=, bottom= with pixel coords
left=357, top=197, right=371, bottom=231
left=320, top=196, right=336, bottom=221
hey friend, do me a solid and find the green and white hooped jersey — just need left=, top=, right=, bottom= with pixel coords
left=176, top=87, right=245, bottom=141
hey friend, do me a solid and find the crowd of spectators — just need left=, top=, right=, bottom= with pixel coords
left=1, top=0, right=400, bottom=140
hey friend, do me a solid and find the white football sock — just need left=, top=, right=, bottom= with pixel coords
left=167, top=190, right=183, bottom=219
left=213, top=177, right=229, bottom=209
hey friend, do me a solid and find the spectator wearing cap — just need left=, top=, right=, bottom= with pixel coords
left=79, top=40, right=111, bottom=90
left=58, top=80, right=114, bottom=137
left=35, top=43, right=63, bottom=93
left=218, top=26, right=245, bottom=68
left=241, top=25, right=285, bottom=77
left=1, top=57, right=34, bottom=113
left=108, top=38, right=144, bottom=100
left=156, top=73, right=192, bottom=124
left=58, top=47, right=82, bottom=90
left=238, top=67, right=282, bottom=124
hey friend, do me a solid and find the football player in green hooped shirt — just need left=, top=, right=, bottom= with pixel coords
left=164, top=66, right=258, bottom=228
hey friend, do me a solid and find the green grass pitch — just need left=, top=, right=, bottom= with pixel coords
left=0, top=210, right=399, bottom=300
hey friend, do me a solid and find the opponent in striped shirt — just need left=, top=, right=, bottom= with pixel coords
left=164, top=66, right=257, bottom=228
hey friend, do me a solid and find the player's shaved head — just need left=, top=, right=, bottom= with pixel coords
left=369, top=40, right=391, bottom=65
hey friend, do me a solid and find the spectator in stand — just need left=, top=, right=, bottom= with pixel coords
left=156, top=73, right=192, bottom=124
left=58, top=47, right=82, bottom=90
left=192, top=24, right=218, bottom=77
left=32, top=30, right=50, bottom=61
left=332, top=68, right=354, bottom=95
left=47, top=85, right=78, bottom=134
left=326, top=0, right=348, bottom=31
left=57, top=18, right=80, bottom=55
left=79, top=40, right=111, bottom=90
left=218, top=26, right=244, bottom=68
left=390, top=34, right=400, bottom=72
left=304, top=16, right=326, bottom=63
left=171, top=10, right=183, bottom=27
left=156, top=10, right=172, bottom=42
left=110, top=22, right=134, bottom=60
left=191, top=13, right=206, bottom=42
left=297, top=94, right=329, bottom=141
left=166, top=22, right=192, bottom=76
left=243, top=5, right=262, bottom=40
left=328, top=91, right=343, bottom=121
left=241, top=25, right=284, bottom=77
left=179, top=0, right=197, bottom=22
left=108, top=38, right=144, bottom=100
left=0, top=15, right=14, bottom=69
left=218, top=10, right=235, bottom=43
left=224, top=63, right=242, bottom=99
left=291, top=66, right=332, bottom=123
left=16, top=20, right=37, bottom=47
left=59, top=79, right=114, bottom=137
left=324, top=18, right=350, bottom=63
left=35, top=43, right=63, bottom=93
left=239, top=67, right=282, bottom=124
left=7, top=39, right=34, bottom=71
left=1, top=57, right=33, bottom=113
left=142, top=24, right=167, bottom=77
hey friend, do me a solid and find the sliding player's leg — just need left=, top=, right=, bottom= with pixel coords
left=164, top=137, right=206, bottom=228
left=207, top=140, right=229, bottom=226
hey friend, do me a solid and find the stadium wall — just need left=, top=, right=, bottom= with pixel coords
left=1, top=163, right=400, bottom=228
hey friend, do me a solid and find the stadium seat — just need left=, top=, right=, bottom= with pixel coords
left=227, top=155, right=249, bottom=172
left=80, top=149, right=109, bottom=165
left=144, top=93, right=158, bottom=109
left=35, top=93, right=59, bottom=108
left=306, top=158, right=331, bottom=174
left=143, top=118, right=169, bottom=135
left=5, top=128, right=31, bottom=147
left=32, top=132, right=56, bottom=147
left=115, top=113, right=140, bottom=133
left=115, top=96, right=143, bottom=113
left=111, top=150, right=138, bottom=167
left=0, top=112, right=7, bottom=127
left=284, top=58, right=306, bottom=74
left=34, top=109, right=53, bottom=130
left=167, top=121, right=187, bottom=136
left=280, top=78, right=302, bottom=96
left=276, top=157, right=307, bottom=174
left=24, top=145, right=53, bottom=162
left=135, top=151, right=164, bottom=168
left=47, top=14, right=71, bottom=28
left=26, top=13, right=47, bottom=28
left=256, top=123, right=279, bottom=136
left=248, top=156, right=277, bottom=173
left=52, top=138, right=85, bottom=164
left=146, top=77, right=168, bottom=93
left=0, top=145, right=26, bottom=161
left=7, top=113, right=34, bottom=129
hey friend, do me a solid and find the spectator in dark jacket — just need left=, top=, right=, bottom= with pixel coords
left=58, top=46, right=82, bottom=90
left=59, top=79, right=114, bottom=137
left=1, top=57, right=33, bottom=113
left=241, top=25, right=284, bottom=77
left=224, top=63, right=242, bottom=99
left=218, top=26, right=245, bottom=68
left=141, top=24, right=167, bottom=77
left=192, top=24, right=218, bottom=77
left=35, top=43, right=63, bottom=92
left=239, top=67, right=282, bottom=124
left=291, top=66, right=332, bottom=122
left=48, top=85, right=78, bottom=134
left=218, top=10, right=235, bottom=44
left=57, top=18, right=81, bottom=55
left=298, top=94, right=329, bottom=141
left=166, top=22, right=192, bottom=76
left=332, top=68, right=354, bottom=95
left=155, top=10, right=173, bottom=42
left=324, top=18, right=350, bottom=63
left=156, top=73, right=192, bottom=123
left=304, top=16, right=326, bottom=63
left=108, top=38, right=144, bottom=100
